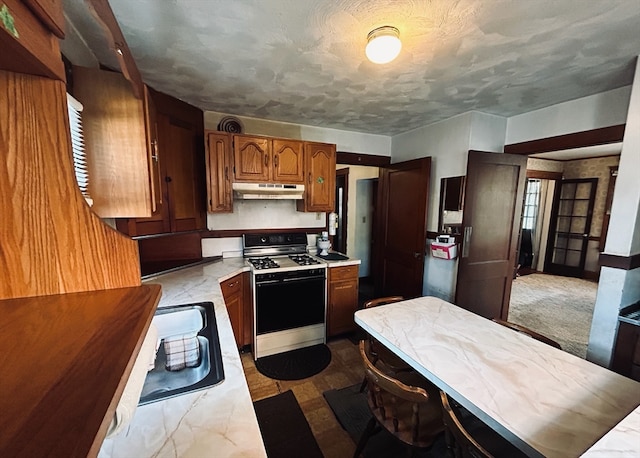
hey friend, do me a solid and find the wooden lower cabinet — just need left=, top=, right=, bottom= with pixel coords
left=220, top=272, right=251, bottom=349
left=611, top=320, right=640, bottom=382
left=327, top=265, right=359, bottom=337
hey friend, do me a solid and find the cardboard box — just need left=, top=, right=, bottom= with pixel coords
left=431, top=238, right=458, bottom=260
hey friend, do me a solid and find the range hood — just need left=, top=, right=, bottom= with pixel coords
left=232, top=182, right=305, bottom=200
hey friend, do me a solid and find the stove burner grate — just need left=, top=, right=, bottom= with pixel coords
left=289, top=254, right=321, bottom=266
left=248, top=257, right=280, bottom=270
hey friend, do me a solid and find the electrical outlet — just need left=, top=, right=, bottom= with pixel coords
left=316, top=212, right=321, bottom=220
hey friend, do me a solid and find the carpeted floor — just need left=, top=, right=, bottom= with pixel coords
left=254, top=390, right=324, bottom=458
left=508, top=273, right=597, bottom=358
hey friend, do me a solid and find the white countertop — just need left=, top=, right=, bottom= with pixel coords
left=99, top=258, right=266, bottom=458
left=315, top=250, right=361, bottom=268
left=354, top=296, right=640, bottom=458
left=582, top=406, right=640, bottom=457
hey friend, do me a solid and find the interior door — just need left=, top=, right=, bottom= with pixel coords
left=544, top=178, right=597, bottom=277
left=373, top=157, right=430, bottom=298
left=455, top=151, right=527, bottom=320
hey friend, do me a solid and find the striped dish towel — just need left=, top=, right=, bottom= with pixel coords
left=163, top=334, right=200, bottom=371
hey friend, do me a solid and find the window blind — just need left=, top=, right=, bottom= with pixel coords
left=66, top=93, right=93, bottom=206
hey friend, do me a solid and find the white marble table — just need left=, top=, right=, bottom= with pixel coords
left=354, top=296, right=640, bottom=458
left=582, top=406, right=640, bottom=456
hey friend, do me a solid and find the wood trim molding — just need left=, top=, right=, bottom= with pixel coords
left=85, top=0, right=144, bottom=99
left=526, top=170, right=563, bottom=180
left=336, top=151, right=391, bottom=167
left=504, top=124, right=625, bottom=155
left=599, top=253, right=640, bottom=270
left=201, top=227, right=328, bottom=238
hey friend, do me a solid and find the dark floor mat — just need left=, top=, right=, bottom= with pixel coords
left=254, top=390, right=323, bottom=458
left=324, top=383, right=447, bottom=458
left=255, top=344, right=331, bottom=380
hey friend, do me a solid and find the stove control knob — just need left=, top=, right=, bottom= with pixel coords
left=260, top=237, right=267, bottom=243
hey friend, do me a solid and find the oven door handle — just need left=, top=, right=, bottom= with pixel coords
left=256, top=275, right=325, bottom=285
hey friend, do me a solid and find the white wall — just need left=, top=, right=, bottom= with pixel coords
left=587, top=58, right=640, bottom=366
left=391, top=111, right=507, bottom=301
left=207, top=199, right=324, bottom=231
left=505, top=86, right=632, bottom=144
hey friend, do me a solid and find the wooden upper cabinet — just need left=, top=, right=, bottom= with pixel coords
left=206, top=131, right=233, bottom=213
left=0, top=0, right=65, bottom=80
left=233, top=135, right=270, bottom=182
left=298, top=141, right=336, bottom=212
left=73, top=66, right=157, bottom=218
left=233, top=135, right=304, bottom=184
left=115, top=88, right=206, bottom=236
left=272, top=138, right=304, bottom=183
left=22, top=0, right=65, bottom=38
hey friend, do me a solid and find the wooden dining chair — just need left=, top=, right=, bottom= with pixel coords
left=440, top=391, right=528, bottom=458
left=355, top=340, right=444, bottom=458
left=359, top=296, right=415, bottom=391
left=492, top=319, right=562, bottom=349
left=440, top=391, right=492, bottom=458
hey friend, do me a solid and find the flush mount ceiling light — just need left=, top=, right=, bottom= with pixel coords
left=365, top=26, right=401, bottom=64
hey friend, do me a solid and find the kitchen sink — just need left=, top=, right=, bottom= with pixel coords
left=139, top=302, right=225, bottom=405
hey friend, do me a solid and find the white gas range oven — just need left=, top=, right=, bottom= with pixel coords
left=243, top=232, right=327, bottom=359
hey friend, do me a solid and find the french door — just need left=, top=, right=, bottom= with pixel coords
left=544, top=178, right=597, bottom=278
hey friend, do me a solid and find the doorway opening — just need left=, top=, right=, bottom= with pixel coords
left=509, top=156, right=620, bottom=359
left=334, top=168, right=349, bottom=254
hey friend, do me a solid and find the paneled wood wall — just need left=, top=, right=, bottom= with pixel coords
left=0, top=70, right=142, bottom=299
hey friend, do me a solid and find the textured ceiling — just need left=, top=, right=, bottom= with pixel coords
left=65, top=0, right=640, bottom=136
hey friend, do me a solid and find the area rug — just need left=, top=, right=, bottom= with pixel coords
left=253, top=390, right=323, bottom=458
left=508, top=273, right=597, bottom=358
left=255, top=344, right=331, bottom=380
left=323, top=384, right=447, bottom=458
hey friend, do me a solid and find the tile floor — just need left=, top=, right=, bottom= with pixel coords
left=241, top=337, right=364, bottom=457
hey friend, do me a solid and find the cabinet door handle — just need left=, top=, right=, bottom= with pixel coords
left=335, top=284, right=353, bottom=290
left=308, top=172, right=312, bottom=184
left=462, top=226, right=472, bottom=258
left=264, top=155, right=268, bottom=167
left=151, top=140, right=159, bottom=162
left=274, top=155, right=279, bottom=167
left=224, top=166, right=229, bottom=181
left=227, top=281, right=238, bottom=287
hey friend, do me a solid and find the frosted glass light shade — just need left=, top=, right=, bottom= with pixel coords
left=365, top=26, right=401, bottom=64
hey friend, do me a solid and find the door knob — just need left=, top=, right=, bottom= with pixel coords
left=414, top=252, right=421, bottom=259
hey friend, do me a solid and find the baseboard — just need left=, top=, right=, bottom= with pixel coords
left=583, top=270, right=600, bottom=281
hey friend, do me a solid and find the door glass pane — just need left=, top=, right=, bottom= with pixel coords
left=568, top=237, right=583, bottom=250
left=557, top=216, right=571, bottom=232
left=559, top=200, right=573, bottom=216
left=555, top=234, right=568, bottom=248
left=565, top=250, right=581, bottom=267
left=573, top=200, right=589, bottom=217
left=553, top=248, right=566, bottom=263
left=561, top=183, right=576, bottom=198
left=570, top=216, right=587, bottom=233
left=575, top=182, right=592, bottom=199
